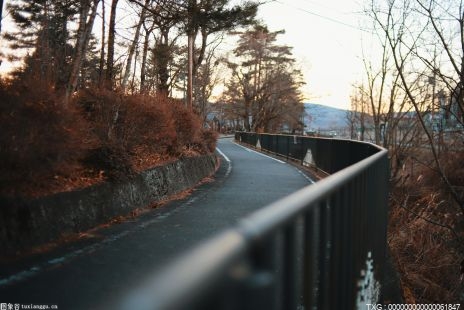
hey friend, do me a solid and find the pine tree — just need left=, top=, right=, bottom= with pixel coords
left=79, top=35, right=101, bottom=88
left=128, top=0, right=258, bottom=99
left=185, top=0, right=258, bottom=73
left=4, top=0, right=78, bottom=85
left=224, top=24, right=304, bottom=132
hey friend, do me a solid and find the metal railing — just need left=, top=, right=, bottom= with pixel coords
left=118, top=132, right=389, bottom=310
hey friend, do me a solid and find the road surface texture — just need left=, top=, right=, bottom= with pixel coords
left=0, top=137, right=313, bottom=309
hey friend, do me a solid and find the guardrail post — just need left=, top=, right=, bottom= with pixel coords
left=283, top=221, right=300, bottom=309
left=339, top=185, right=352, bottom=308
left=329, top=192, right=342, bottom=309
left=303, top=209, right=318, bottom=310
left=242, top=236, right=279, bottom=310
left=286, top=136, right=290, bottom=161
left=317, top=200, right=330, bottom=309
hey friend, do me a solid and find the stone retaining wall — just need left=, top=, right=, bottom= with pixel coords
left=0, top=154, right=217, bottom=255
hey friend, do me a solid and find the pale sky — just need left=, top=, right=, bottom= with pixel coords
left=256, top=0, right=371, bottom=109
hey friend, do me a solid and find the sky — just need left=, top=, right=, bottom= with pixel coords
left=0, top=0, right=374, bottom=110
left=255, top=0, right=372, bottom=110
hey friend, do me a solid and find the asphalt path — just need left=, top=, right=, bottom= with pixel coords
left=0, top=137, right=313, bottom=310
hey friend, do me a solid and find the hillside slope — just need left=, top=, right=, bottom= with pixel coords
left=304, top=103, right=348, bottom=130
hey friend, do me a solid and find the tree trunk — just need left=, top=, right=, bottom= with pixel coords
left=140, top=24, right=153, bottom=93
left=53, top=2, right=70, bottom=92
left=244, top=98, right=251, bottom=131
left=194, top=27, right=208, bottom=74
left=105, top=0, right=119, bottom=90
left=64, top=0, right=100, bottom=105
left=129, top=48, right=138, bottom=93
left=154, top=29, right=171, bottom=96
left=121, top=0, right=149, bottom=91
left=187, top=32, right=194, bottom=109
left=98, top=0, right=106, bottom=87
left=0, top=0, right=3, bottom=36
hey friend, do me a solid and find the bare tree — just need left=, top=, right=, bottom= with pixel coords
left=121, top=0, right=151, bottom=91
left=64, top=0, right=100, bottom=104
left=98, top=0, right=106, bottom=87
left=0, top=0, right=4, bottom=37
left=361, top=38, right=390, bottom=145
left=349, top=84, right=368, bottom=141
left=369, top=0, right=464, bottom=213
left=105, top=0, right=119, bottom=90
left=140, top=19, right=155, bottom=93
left=193, top=34, right=224, bottom=120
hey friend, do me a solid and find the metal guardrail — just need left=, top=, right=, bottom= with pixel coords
left=118, top=132, right=389, bottom=310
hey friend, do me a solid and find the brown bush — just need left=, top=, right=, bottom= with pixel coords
left=82, top=143, right=133, bottom=181
left=200, top=129, right=219, bottom=153
left=74, top=88, right=124, bottom=143
left=75, top=90, right=179, bottom=154
left=1, top=80, right=218, bottom=197
left=389, top=194, right=462, bottom=303
left=441, top=151, right=464, bottom=201
left=0, top=79, right=95, bottom=197
left=122, top=94, right=177, bottom=155
left=74, top=88, right=133, bottom=180
left=388, top=148, right=464, bottom=303
left=74, top=90, right=215, bottom=176
left=170, top=102, right=202, bottom=154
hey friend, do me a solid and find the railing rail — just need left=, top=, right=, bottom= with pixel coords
left=118, top=132, right=389, bottom=310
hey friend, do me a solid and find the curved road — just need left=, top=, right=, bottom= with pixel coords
left=0, top=137, right=313, bottom=309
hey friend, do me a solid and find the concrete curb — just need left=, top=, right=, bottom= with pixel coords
left=0, top=154, right=217, bottom=256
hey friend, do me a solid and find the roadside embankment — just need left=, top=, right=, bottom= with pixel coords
left=0, top=154, right=217, bottom=256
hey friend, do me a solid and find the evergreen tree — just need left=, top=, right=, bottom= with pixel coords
left=129, top=0, right=257, bottom=98
left=79, top=35, right=101, bottom=88
left=4, top=0, right=78, bottom=86
left=182, top=0, right=258, bottom=72
left=224, top=24, right=304, bottom=132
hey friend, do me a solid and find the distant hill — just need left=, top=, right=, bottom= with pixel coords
left=303, top=103, right=348, bottom=130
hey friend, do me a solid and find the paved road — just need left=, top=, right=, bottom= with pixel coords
left=0, top=138, right=313, bottom=309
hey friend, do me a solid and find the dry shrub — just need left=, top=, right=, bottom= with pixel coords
left=75, top=90, right=216, bottom=178
left=123, top=94, right=177, bottom=155
left=201, top=129, right=219, bottom=153
left=83, top=143, right=133, bottom=181
left=75, top=88, right=134, bottom=180
left=170, top=102, right=218, bottom=154
left=75, top=89, right=176, bottom=179
left=0, top=79, right=95, bottom=197
left=389, top=196, right=462, bottom=303
left=389, top=148, right=464, bottom=303
left=441, top=151, right=464, bottom=202
left=0, top=80, right=218, bottom=196
left=75, top=88, right=124, bottom=142
left=75, top=89, right=180, bottom=155
left=171, top=101, right=202, bottom=154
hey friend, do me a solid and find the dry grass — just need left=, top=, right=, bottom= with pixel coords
left=389, top=148, right=464, bottom=303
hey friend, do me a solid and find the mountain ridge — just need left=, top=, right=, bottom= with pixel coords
left=303, top=103, right=348, bottom=130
